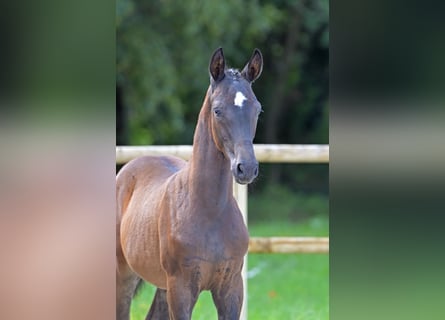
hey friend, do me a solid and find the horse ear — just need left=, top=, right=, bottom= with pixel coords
left=209, top=47, right=225, bottom=82
left=241, top=48, right=263, bottom=83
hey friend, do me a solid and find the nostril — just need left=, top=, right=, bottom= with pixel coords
left=254, top=166, right=258, bottom=177
left=237, top=163, right=244, bottom=175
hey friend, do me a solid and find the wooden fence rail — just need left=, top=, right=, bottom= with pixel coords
left=116, top=144, right=329, bottom=164
left=249, top=237, right=329, bottom=254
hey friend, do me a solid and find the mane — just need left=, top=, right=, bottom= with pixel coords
left=226, top=68, right=243, bottom=81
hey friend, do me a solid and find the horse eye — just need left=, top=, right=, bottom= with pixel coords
left=214, top=109, right=222, bottom=117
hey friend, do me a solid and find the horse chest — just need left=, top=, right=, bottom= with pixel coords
left=161, top=200, right=248, bottom=264
left=176, top=217, right=247, bottom=260
left=200, top=223, right=245, bottom=258
left=166, top=218, right=248, bottom=290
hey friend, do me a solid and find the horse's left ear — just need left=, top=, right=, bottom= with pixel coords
left=241, top=48, right=263, bottom=83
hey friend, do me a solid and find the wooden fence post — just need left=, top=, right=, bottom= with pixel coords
left=233, top=181, right=248, bottom=320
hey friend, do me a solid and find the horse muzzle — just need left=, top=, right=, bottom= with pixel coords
left=231, top=140, right=258, bottom=184
left=232, top=160, right=259, bottom=184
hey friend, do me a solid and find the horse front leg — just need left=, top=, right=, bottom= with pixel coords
left=211, top=272, right=244, bottom=320
left=165, top=274, right=200, bottom=320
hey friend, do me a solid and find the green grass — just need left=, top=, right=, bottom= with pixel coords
left=130, top=215, right=329, bottom=319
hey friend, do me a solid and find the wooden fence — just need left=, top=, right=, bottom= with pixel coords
left=116, top=144, right=329, bottom=164
left=116, top=144, right=329, bottom=319
left=249, top=237, right=329, bottom=254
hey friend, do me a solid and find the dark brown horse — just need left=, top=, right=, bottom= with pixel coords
left=116, top=47, right=263, bottom=320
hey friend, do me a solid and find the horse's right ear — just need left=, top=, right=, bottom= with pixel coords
left=209, top=47, right=225, bottom=82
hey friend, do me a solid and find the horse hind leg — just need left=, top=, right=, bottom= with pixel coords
left=145, top=288, right=169, bottom=320
left=116, top=263, right=141, bottom=320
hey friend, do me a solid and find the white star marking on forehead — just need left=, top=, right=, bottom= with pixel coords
left=234, top=91, right=247, bottom=108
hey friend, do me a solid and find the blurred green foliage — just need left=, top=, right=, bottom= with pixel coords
left=249, top=183, right=329, bottom=223
left=116, top=0, right=329, bottom=200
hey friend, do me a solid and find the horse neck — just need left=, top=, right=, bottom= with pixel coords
left=187, top=88, right=233, bottom=206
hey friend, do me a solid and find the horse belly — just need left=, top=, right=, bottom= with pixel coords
left=120, top=193, right=168, bottom=289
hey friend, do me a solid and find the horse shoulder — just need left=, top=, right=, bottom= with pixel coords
left=223, top=200, right=250, bottom=255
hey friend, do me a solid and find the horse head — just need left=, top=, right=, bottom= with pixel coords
left=207, top=47, right=263, bottom=184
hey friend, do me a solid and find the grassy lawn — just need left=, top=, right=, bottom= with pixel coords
left=130, top=214, right=328, bottom=319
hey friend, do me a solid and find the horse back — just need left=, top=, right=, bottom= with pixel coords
left=116, top=155, right=186, bottom=222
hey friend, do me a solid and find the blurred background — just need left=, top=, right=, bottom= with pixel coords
left=117, top=1, right=328, bottom=318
